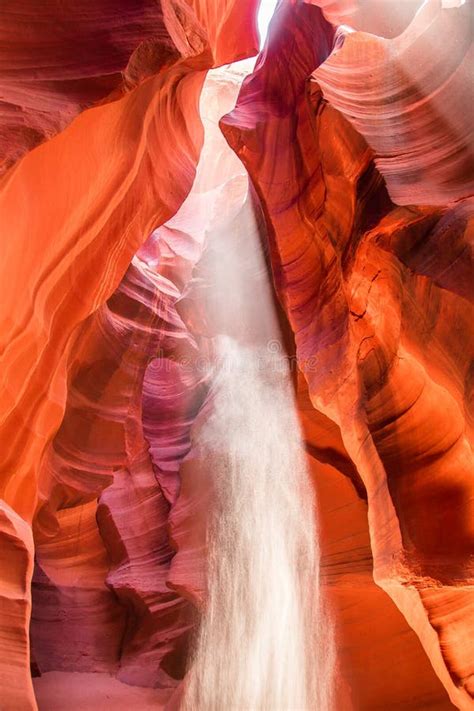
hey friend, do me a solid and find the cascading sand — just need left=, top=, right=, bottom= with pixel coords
left=174, top=62, right=332, bottom=711
left=180, top=337, right=326, bottom=711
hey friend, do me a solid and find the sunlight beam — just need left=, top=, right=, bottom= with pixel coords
left=257, top=0, right=279, bottom=48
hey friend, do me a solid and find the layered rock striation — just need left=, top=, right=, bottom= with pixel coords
left=222, top=1, right=474, bottom=707
left=0, top=2, right=258, bottom=708
left=0, top=0, right=473, bottom=709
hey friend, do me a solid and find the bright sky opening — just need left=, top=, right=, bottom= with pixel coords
left=257, top=0, right=279, bottom=48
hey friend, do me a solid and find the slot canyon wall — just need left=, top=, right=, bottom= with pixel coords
left=0, top=0, right=472, bottom=709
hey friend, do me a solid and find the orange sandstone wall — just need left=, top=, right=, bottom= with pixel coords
left=222, top=1, right=474, bottom=708
left=0, top=0, right=473, bottom=709
left=0, top=2, right=258, bottom=707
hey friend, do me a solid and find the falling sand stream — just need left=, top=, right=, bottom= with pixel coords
left=177, top=59, right=331, bottom=710
left=181, top=336, right=323, bottom=711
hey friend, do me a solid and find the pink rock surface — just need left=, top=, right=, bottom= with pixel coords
left=305, top=0, right=424, bottom=37
left=0, top=501, right=36, bottom=710
left=314, top=1, right=474, bottom=205
left=1, top=0, right=473, bottom=708
left=33, top=671, right=172, bottom=710
left=222, top=1, right=474, bottom=707
left=0, top=2, right=259, bottom=704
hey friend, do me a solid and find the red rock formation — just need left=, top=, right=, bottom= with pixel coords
left=306, top=0, right=424, bottom=37
left=28, top=66, right=255, bottom=707
left=0, top=0, right=178, bottom=170
left=29, top=59, right=255, bottom=706
left=0, top=0, right=259, bottom=518
left=300, top=373, right=457, bottom=710
left=314, top=0, right=474, bottom=205
left=0, top=2, right=258, bottom=706
left=0, top=502, right=35, bottom=709
left=0, top=0, right=258, bottom=171
left=1, top=0, right=473, bottom=708
left=222, top=1, right=474, bottom=707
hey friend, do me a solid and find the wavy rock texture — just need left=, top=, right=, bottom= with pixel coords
left=305, top=0, right=425, bottom=36
left=0, top=0, right=177, bottom=171
left=0, top=0, right=258, bottom=171
left=222, top=1, right=474, bottom=708
left=0, top=0, right=259, bottom=522
left=0, top=2, right=258, bottom=707
left=0, top=501, right=35, bottom=709
left=30, top=252, right=194, bottom=684
left=313, top=0, right=474, bottom=205
left=298, top=373, right=459, bottom=711
left=1, top=0, right=473, bottom=708
left=29, top=64, right=257, bottom=705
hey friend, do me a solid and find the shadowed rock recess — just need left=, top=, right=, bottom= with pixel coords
left=0, top=1, right=472, bottom=709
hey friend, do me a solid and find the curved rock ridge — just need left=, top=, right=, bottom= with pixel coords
left=0, top=0, right=259, bottom=524
left=298, top=371, right=457, bottom=711
left=1, top=0, right=473, bottom=707
left=305, top=0, right=425, bottom=37
left=313, top=0, right=474, bottom=206
left=147, top=65, right=264, bottom=613
left=0, top=3, right=259, bottom=705
left=0, top=0, right=259, bottom=171
left=0, top=500, right=35, bottom=710
left=30, top=252, right=189, bottom=685
left=222, top=1, right=473, bottom=708
left=0, top=0, right=177, bottom=171
left=1, top=59, right=203, bottom=528
left=28, top=65, right=256, bottom=701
